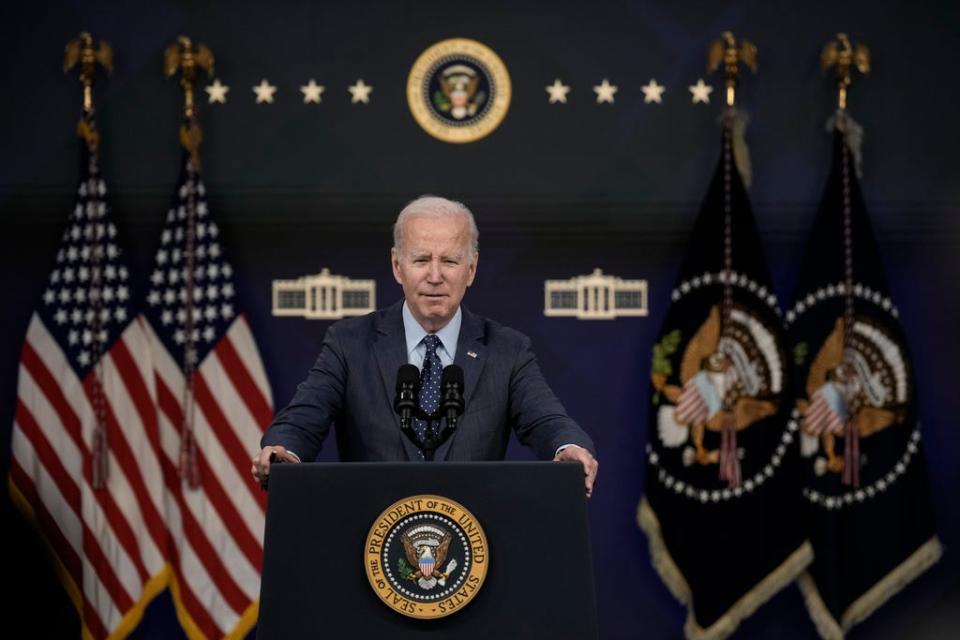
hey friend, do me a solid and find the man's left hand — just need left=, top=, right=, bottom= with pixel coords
left=554, top=446, right=599, bottom=498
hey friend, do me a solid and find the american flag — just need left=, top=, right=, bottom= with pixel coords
left=142, top=152, right=272, bottom=638
left=9, top=137, right=170, bottom=638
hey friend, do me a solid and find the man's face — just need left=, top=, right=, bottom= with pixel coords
left=392, top=214, right=477, bottom=332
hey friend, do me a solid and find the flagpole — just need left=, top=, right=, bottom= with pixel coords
left=64, top=32, right=113, bottom=489
left=822, top=33, right=870, bottom=486
left=706, top=31, right=758, bottom=488
left=165, top=36, right=214, bottom=489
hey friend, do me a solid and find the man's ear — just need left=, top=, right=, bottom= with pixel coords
left=391, top=248, right=403, bottom=284
left=466, top=252, right=478, bottom=287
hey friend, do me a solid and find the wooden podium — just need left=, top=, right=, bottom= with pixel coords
left=257, top=461, right=598, bottom=639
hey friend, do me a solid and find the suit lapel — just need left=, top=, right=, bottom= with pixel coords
left=437, top=306, right=487, bottom=461
left=373, top=301, right=420, bottom=461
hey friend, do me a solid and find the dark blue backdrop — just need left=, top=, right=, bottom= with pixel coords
left=2, top=1, right=958, bottom=637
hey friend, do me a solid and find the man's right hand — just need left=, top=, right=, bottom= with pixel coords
left=251, top=445, right=300, bottom=489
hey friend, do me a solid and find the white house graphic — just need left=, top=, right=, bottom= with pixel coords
left=272, top=268, right=376, bottom=319
left=544, top=269, right=647, bottom=319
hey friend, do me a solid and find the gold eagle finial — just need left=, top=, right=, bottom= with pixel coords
left=64, top=32, right=113, bottom=149
left=707, top=31, right=757, bottom=107
left=821, top=33, right=870, bottom=111
left=164, top=36, right=215, bottom=169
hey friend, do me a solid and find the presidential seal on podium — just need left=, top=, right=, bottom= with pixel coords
left=364, top=494, right=488, bottom=619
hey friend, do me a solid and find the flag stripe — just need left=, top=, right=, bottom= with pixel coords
left=194, top=452, right=264, bottom=575
left=154, top=390, right=252, bottom=617
left=215, top=329, right=272, bottom=427
left=9, top=449, right=83, bottom=584
left=200, top=351, right=267, bottom=483
left=149, top=331, right=267, bottom=531
left=226, top=315, right=272, bottom=405
left=157, top=379, right=263, bottom=595
left=189, top=398, right=269, bottom=531
left=15, top=397, right=134, bottom=615
left=147, top=416, right=227, bottom=637
left=22, top=320, right=164, bottom=627
left=156, top=447, right=251, bottom=617
left=149, top=319, right=267, bottom=603
left=17, top=364, right=84, bottom=496
left=27, top=344, right=164, bottom=591
left=9, top=459, right=109, bottom=640
left=157, top=371, right=266, bottom=549
left=154, top=447, right=231, bottom=638
left=79, top=379, right=154, bottom=585
left=26, top=338, right=154, bottom=592
left=192, top=370, right=267, bottom=509
left=21, top=340, right=86, bottom=458
left=105, top=336, right=171, bottom=556
left=14, top=400, right=82, bottom=520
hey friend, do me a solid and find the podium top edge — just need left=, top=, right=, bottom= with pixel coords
left=275, top=460, right=577, bottom=470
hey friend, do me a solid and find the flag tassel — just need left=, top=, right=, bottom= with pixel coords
left=90, top=362, right=109, bottom=489
left=91, top=419, right=109, bottom=489
left=719, top=420, right=741, bottom=488
left=842, top=420, right=860, bottom=487
left=179, top=380, right=201, bottom=489
left=179, top=423, right=200, bottom=489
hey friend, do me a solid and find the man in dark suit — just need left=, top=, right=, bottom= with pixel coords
left=252, top=196, right=599, bottom=495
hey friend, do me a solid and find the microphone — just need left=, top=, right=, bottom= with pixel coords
left=440, top=365, right=465, bottom=430
left=394, top=364, right=420, bottom=431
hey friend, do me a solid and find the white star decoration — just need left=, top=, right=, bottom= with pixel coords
left=253, top=79, right=277, bottom=104
left=203, top=75, right=735, bottom=109
left=689, top=78, right=713, bottom=104
left=641, top=79, right=665, bottom=104
left=348, top=79, right=373, bottom=104
left=593, top=78, right=617, bottom=104
left=300, top=79, right=325, bottom=104
left=205, top=79, right=229, bottom=104
left=545, top=79, right=570, bottom=104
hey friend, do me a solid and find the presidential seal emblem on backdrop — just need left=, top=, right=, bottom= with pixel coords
left=365, top=495, right=488, bottom=619
left=406, top=38, right=511, bottom=143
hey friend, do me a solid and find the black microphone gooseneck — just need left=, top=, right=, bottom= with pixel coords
left=440, top=365, right=465, bottom=432
left=394, top=363, right=466, bottom=461
left=394, top=364, right=420, bottom=434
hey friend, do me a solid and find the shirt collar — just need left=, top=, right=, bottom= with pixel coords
left=402, top=301, right=461, bottom=360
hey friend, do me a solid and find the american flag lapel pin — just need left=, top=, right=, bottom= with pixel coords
left=467, top=351, right=478, bottom=359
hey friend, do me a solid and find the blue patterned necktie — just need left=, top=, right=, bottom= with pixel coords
left=413, top=334, right=442, bottom=444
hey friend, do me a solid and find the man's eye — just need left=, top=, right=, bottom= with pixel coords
left=443, top=259, right=459, bottom=265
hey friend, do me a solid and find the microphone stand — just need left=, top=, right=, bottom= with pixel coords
left=395, top=365, right=464, bottom=461
left=416, top=409, right=446, bottom=462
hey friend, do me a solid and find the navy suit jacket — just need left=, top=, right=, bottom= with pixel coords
left=262, top=300, right=594, bottom=461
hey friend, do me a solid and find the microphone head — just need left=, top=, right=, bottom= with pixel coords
left=396, top=364, right=420, bottom=391
left=441, top=365, right=464, bottom=390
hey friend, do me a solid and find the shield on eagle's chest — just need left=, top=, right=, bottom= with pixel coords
left=419, top=553, right=435, bottom=577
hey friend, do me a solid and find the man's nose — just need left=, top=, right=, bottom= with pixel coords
left=426, top=260, right=443, bottom=282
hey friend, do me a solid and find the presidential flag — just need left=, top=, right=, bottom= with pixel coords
left=9, top=121, right=170, bottom=638
left=788, top=113, right=941, bottom=639
left=142, top=149, right=273, bottom=639
left=638, top=110, right=812, bottom=640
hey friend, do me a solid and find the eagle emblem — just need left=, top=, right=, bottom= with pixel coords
left=400, top=524, right=458, bottom=590
left=798, top=317, right=908, bottom=477
left=434, top=64, right=486, bottom=120
left=652, top=305, right=782, bottom=470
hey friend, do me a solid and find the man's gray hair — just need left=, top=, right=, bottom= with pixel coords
left=392, top=195, right=479, bottom=256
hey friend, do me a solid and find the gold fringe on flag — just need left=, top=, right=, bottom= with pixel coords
left=638, top=497, right=814, bottom=640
